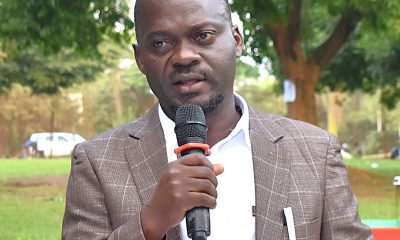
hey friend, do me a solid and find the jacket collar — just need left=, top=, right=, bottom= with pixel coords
left=248, top=105, right=290, bottom=239
left=125, top=104, right=290, bottom=239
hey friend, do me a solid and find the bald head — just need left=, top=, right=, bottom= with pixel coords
left=134, top=0, right=232, bottom=41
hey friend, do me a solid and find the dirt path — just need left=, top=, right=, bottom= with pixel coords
left=4, top=175, right=69, bottom=187
left=347, top=167, right=394, bottom=199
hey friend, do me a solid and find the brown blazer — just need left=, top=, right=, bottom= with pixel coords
left=62, top=105, right=373, bottom=239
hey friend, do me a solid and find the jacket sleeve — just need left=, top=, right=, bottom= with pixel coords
left=320, top=134, right=373, bottom=239
left=62, top=143, right=147, bottom=240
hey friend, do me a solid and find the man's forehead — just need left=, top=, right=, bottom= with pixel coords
left=134, top=0, right=229, bottom=9
left=134, top=0, right=231, bottom=40
left=134, top=0, right=231, bottom=23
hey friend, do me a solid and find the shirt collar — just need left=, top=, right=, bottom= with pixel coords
left=158, top=93, right=251, bottom=158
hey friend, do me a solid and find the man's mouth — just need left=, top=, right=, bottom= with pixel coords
left=172, top=73, right=206, bottom=92
left=175, top=79, right=202, bottom=86
left=172, top=73, right=205, bottom=84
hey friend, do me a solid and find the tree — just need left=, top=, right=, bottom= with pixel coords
left=321, top=34, right=400, bottom=110
left=0, top=40, right=152, bottom=157
left=337, top=90, right=400, bottom=156
left=0, top=85, right=87, bottom=157
left=84, top=41, right=155, bottom=133
left=0, top=0, right=134, bottom=94
left=0, top=47, right=104, bottom=94
left=231, top=0, right=400, bottom=125
left=0, top=0, right=133, bottom=56
left=235, top=59, right=287, bottom=116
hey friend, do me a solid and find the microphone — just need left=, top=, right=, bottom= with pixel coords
left=174, top=104, right=210, bottom=240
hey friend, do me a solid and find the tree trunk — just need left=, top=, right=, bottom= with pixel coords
left=269, top=25, right=321, bottom=125
left=81, top=84, right=96, bottom=137
left=266, top=4, right=358, bottom=126
left=287, top=84, right=317, bottom=125
left=327, top=92, right=344, bottom=136
left=112, top=67, right=123, bottom=125
left=285, top=62, right=320, bottom=125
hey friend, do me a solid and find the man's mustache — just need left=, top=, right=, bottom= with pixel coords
left=170, top=70, right=206, bottom=83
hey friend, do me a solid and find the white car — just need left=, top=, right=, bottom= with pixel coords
left=25, top=132, right=85, bottom=158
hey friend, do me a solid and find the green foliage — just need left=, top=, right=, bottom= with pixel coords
left=0, top=0, right=134, bottom=56
left=0, top=85, right=90, bottom=156
left=0, top=52, right=287, bottom=157
left=235, top=60, right=286, bottom=116
left=0, top=48, right=104, bottom=94
left=231, top=0, right=400, bottom=109
left=363, top=131, right=399, bottom=154
left=0, top=0, right=135, bottom=94
left=321, top=36, right=400, bottom=109
left=0, top=40, right=155, bottom=157
left=337, top=91, right=400, bottom=155
left=235, top=59, right=259, bottom=80
left=82, top=41, right=153, bottom=133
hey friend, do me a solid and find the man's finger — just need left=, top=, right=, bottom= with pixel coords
left=213, top=164, right=224, bottom=175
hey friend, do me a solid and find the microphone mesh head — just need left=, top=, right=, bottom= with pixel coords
left=174, top=105, right=207, bottom=146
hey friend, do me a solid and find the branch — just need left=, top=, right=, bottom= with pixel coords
left=267, top=23, right=286, bottom=59
left=287, top=0, right=302, bottom=48
left=312, top=10, right=361, bottom=69
left=253, top=0, right=279, bottom=20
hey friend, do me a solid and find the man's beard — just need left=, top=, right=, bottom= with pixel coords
left=170, top=93, right=224, bottom=119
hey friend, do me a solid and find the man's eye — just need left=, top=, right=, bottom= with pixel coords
left=195, top=32, right=215, bottom=42
left=152, top=40, right=169, bottom=48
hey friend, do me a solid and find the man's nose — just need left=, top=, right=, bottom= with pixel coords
left=171, top=41, right=200, bottom=68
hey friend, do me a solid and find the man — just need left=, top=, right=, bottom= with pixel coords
left=62, top=0, right=373, bottom=239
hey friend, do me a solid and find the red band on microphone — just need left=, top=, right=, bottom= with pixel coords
left=174, top=143, right=211, bottom=157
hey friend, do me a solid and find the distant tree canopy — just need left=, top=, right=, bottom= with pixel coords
left=0, top=48, right=105, bottom=94
left=231, top=0, right=400, bottom=124
left=0, top=0, right=133, bottom=55
left=0, top=0, right=134, bottom=94
left=321, top=34, right=400, bottom=110
left=2, top=0, right=400, bottom=122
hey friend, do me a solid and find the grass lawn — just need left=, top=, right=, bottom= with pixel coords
left=0, top=158, right=71, bottom=179
left=0, top=159, right=70, bottom=240
left=0, top=157, right=398, bottom=239
left=344, top=158, right=400, bottom=219
left=0, top=185, right=66, bottom=240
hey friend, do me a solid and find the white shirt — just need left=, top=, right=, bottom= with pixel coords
left=158, top=94, right=255, bottom=240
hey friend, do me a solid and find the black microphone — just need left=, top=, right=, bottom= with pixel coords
left=174, top=104, right=210, bottom=240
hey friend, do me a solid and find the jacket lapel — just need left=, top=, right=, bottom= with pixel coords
left=124, top=105, right=181, bottom=240
left=249, top=107, right=291, bottom=239
left=123, top=104, right=291, bottom=240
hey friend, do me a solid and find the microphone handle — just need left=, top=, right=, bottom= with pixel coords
left=186, top=207, right=210, bottom=240
left=181, top=148, right=210, bottom=240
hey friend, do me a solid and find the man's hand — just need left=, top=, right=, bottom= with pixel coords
left=140, top=153, right=224, bottom=240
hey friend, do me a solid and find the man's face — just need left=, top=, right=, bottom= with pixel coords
left=134, top=0, right=243, bottom=119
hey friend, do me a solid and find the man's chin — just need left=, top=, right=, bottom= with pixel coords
left=173, top=94, right=206, bottom=107
left=169, top=93, right=224, bottom=117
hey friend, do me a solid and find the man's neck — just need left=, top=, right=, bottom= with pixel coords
left=205, top=97, right=241, bottom=147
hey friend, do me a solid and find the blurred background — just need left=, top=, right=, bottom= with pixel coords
left=0, top=0, right=399, bottom=239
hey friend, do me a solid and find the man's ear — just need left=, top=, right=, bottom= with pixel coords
left=232, top=25, right=244, bottom=57
left=132, top=43, right=146, bottom=74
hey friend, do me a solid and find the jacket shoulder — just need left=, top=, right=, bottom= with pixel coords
left=75, top=106, right=159, bottom=157
left=251, top=108, right=332, bottom=141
